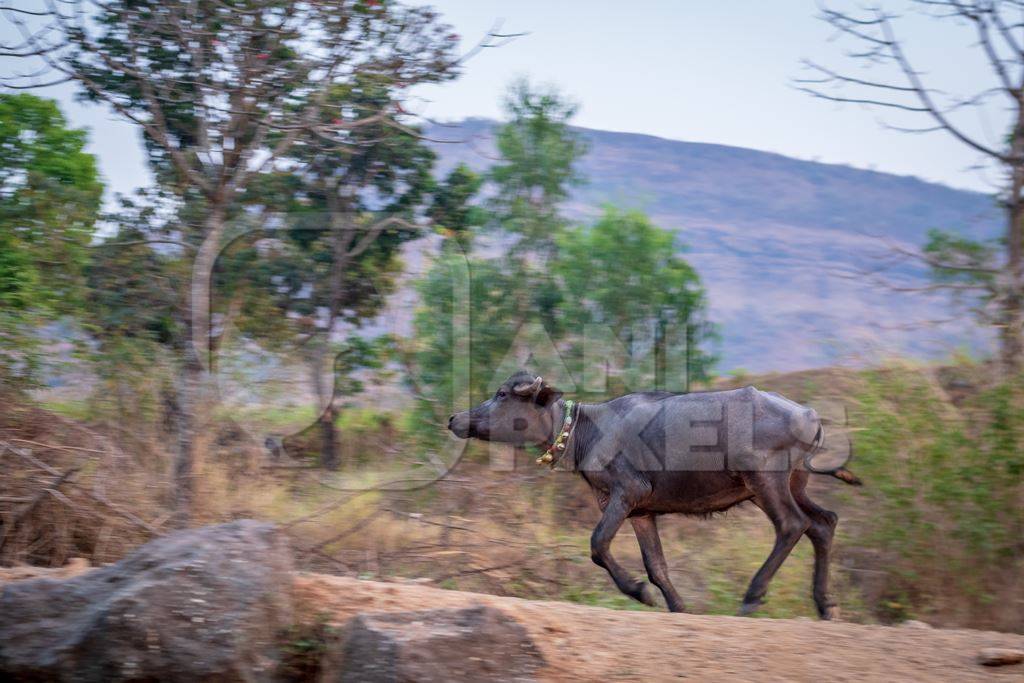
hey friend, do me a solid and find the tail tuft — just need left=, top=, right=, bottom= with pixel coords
left=831, top=467, right=863, bottom=486
left=807, top=419, right=863, bottom=486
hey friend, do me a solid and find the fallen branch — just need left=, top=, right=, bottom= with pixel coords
left=433, top=561, right=522, bottom=583
left=0, top=440, right=161, bottom=536
left=8, top=438, right=110, bottom=455
left=10, top=466, right=79, bottom=527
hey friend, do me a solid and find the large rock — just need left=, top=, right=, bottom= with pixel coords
left=0, top=520, right=293, bottom=682
left=328, top=605, right=545, bottom=682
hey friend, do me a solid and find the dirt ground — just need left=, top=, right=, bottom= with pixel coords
left=294, top=573, right=1024, bottom=682
left=4, top=562, right=1022, bottom=681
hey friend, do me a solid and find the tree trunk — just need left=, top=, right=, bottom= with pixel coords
left=307, top=341, right=341, bottom=470
left=999, top=264, right=1024, bottom=374
left=172, top=351, right=202, bottom=527
left=1002, top=148, right=1024, bottom=374
left=171, top=205, right=226, bottom=528
left=320, top=406, right=340, bottom=471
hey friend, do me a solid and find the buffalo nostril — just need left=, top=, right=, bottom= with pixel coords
left=513, top=417, right=528, bottom=431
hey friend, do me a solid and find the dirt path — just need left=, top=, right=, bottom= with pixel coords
left=295, top=574, right=1024, bottom=682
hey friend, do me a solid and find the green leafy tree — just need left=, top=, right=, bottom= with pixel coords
left=0, top=94, right=102, bottom=385
left=490, top=78, right=588, bottom=261
left=557, top=208, right=716, bottom=390
left=410, top=254, right=520, bottom=442
left=237, top=86, right=439, bottom=469
left=234, top=5, right=448, bottom=485
left=429, top=163, right=486, bottom=251
left=410, top=83, right=716, bottom=451
left=3, top=0, right=460, bottom=522
left=409, top=81, right=586, bottom=436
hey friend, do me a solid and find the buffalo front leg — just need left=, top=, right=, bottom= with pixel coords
left=630, top=514, right=686, bottom=612
left=591, top=494, right=658, bottom=607
left=739, top=471, right=811, bottom=616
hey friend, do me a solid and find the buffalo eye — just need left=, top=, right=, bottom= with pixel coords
left=496, top=390, right=508, bottom=399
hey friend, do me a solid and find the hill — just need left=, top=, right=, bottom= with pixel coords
left=424, top=119, right=1000, bottom=371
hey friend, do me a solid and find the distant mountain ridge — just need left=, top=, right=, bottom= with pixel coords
left=422, top=118, right=999, bottom=371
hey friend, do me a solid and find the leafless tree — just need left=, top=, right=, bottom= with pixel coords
left=1, top=0, right=463, bottom=524
left=798, top=1, right=1024, bottom=372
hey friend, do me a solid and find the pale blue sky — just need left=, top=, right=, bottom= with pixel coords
left=3, top=1, right=1009, bottom=200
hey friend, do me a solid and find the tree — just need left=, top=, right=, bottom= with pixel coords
left=410, top=253, right=520, bottom=439
left=485, top=80, right=588, bottom=342
left=490, top=78, right=588, bottom=261
left=409, top=83, right=716, bottom=441
left=408, top=80, right=592, bottom=439
left=556, top=208, right=716, bottom=390
left=240, top=120, right=436, bottom=469
left=428, top=163, right=486, bottom=251
left=0, top=94, right=102, bottom=385
left=799, top=1, right=1024, bottom=372
left=83, top=193, right=182, bottom=427
left=2, top=0, right=460, bottom=523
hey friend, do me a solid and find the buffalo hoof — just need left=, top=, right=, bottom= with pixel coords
left=819, top=604, right=840, bottom=621
left=737, top=599, right=762, bottom=617
left=635, top=583, right=660, bottom=607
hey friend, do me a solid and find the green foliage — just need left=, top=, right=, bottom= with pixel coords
left=408, top=78, right=589, bottom=431
left=240, top=106, right=435, bottom=341
left=409, top=82, right=716, bottom=431
left=922, top=228, right=999, bottom=319
left=71, top=0, right=458, bottom=193
left=0, top=94, right=102, bottom=384
left=844, top=366, right=1024, bottom=623
left=276, top=615, right=338, bottom=681
left=557, top=207, right=717, bottom=386
left=86, top=194, right=182, bottom=349
left=490, top=78, right=588, bottom=258
left=428, top=163, right=486, bottom=250
left=410, top=253, right=522, bottom=439
left=409, top=209, right=717, bottom=431
left=235, top=94, right=440, bottom=421
left=56, top=0, right=460, bottom=448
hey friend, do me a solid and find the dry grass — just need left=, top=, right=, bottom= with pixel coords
left=0, top=391, right=162, bottom=566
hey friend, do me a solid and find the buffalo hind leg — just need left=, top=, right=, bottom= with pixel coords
left=790, top=471, right=840, bottom=620
left=631, top=514, right=686, bottom=612
left=591, top=493, right=658, bottom=607
left=739, top=471, right=811, bottom=616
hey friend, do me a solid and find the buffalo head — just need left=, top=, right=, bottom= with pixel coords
left=448, top=371, right=563, bottom=446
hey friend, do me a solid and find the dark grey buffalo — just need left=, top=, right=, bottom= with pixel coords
left=448, top=371, right=861, bottom=619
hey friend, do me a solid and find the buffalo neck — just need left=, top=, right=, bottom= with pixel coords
left=547, top=398, right=594, bottom=471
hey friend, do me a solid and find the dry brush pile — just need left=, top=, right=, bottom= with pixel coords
left=0, top=393, right=161, bottom=566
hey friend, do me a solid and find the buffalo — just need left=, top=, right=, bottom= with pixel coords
left=449, top=371, right=861, bottom=619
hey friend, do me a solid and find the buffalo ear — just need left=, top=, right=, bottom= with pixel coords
left=535, top=383, right=563, bottom=407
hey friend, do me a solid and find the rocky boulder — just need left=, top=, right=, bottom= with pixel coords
left=0, top=520, right=293, bottom=682
left=326, top=605, right=545, bottom=682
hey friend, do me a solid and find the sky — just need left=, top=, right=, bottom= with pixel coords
left=2, top=0, right=1010, bottom=202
